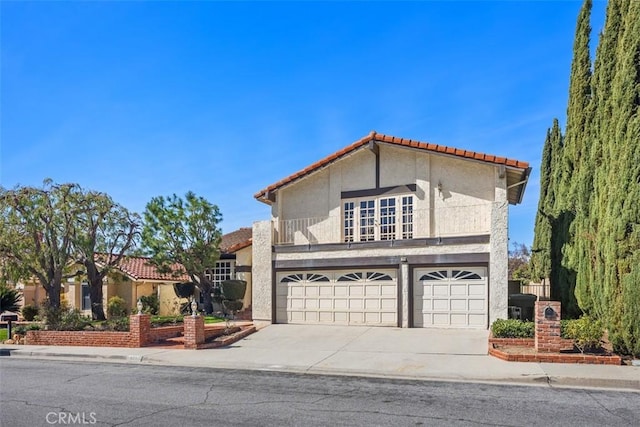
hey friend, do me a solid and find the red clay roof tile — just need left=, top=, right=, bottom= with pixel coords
left=254, top=132, right=529, bottom=201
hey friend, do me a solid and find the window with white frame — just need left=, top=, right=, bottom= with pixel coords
left=201, top=260, right=236, bottom=303
left=343, top=195, right=414, bottom=242
left=205, top=260, right=235, bottom=284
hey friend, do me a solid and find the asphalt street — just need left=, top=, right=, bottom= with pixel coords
left=1, top=358, right=639, bottom=426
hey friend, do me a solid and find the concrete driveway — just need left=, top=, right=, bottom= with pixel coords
left=243, top=324, right=489, bottom=355
left=185, top=324, right=489, bottom=375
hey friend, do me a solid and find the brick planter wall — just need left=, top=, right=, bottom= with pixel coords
left=148, top=326, right=183, bottom=342
left=183, top=316, right=204, bottom=350
left=25, top=330, right=136, bottom=347
left=25, top=314, right=152, bottom=348
left=489, top=337, right=535, bottom=347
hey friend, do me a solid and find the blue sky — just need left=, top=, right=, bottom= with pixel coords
left=1, top=1, right=606, bottom=247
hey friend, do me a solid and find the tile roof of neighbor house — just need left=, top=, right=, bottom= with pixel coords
left=220, top=227, right=252, bottom=253
left=103, top=227, right=252, bottom=282
left=254, top=131, right=531, bottom=205
left=112, top=256, right=190, bottom=282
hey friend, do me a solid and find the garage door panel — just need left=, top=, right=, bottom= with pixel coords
left=381, top=299, right=396, bottom=309
left=450, top=299, right=467, bottom=311
left=319, top=299, right=332, bottom=309
left=433, top=299, right=448, bottom=310
left=450, top=314, right=467, bottom=325
left=276, top=270, right=397, bottom=326
left=469, top=284, right=485, bottom=295
left=433, top=285, right=449, bottom=296
left=365, top=299, right=380, bottom=310
left=450, top=284, right=467, bottom=295
left=414, top=267, right=487, bottom=329
left=381, top=285, right=396, bottom=295
left=469, top=314, right=485, bottom=326
left=468, top=299, right=484, bottom=311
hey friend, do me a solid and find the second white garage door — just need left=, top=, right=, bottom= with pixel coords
left=413, top=267, right=488, bottom=328
left=276, top=270, right=398, bottom=326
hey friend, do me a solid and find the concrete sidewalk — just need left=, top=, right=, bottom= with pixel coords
left=1, top=324, right=638, bottom=392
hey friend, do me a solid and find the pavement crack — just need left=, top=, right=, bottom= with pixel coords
left=111, top=403, right=196, bottom=427
left=584, top=389, right=635, bottom=425
left=303, top=407, right=517, bottom=426
left=3, top=399, right=67, bottom=412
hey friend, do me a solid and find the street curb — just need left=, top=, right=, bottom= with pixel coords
left=3, top=350, right=638, bottom=392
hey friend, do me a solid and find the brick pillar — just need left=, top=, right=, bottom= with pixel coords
left=535, top=301, right=562, bottom=353
left=184, top=316, right=205, bottom=350
left=130, top=314, right=151, bottom=348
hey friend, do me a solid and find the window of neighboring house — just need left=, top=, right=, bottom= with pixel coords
left=81, top=283, right=91, bottom=311
left=343, top=195, right=414, bottom=242
left=200, top=260, right=235, bottom=303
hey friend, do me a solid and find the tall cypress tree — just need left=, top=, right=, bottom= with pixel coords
left=530, top=120, right=563, bottom=291
left=531, top=126, right=555, bottom=283
left=561, top=0, right=593, bottom=318
left=600, top=0, right=640, bottom=355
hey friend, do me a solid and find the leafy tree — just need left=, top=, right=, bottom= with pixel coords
left=142, top=192, right=222, bottom=314
left=73, top=190, right=140, bottom=320
left=0, top=180, right=84, bottom=308
left=508, top=242, right=531, bottom=285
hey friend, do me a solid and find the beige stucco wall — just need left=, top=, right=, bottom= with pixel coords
left=234, top=245, right=253, bottom=309
left=271, top=145, right=497, bottom=245
left=252, top=220, right=273, bottom=323
left=158, top=283, right=183, bottom=316
left=489, top=168, right=509, bottom=325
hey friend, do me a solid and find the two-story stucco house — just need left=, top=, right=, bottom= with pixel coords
left=251, top=132, right=530, bottom=329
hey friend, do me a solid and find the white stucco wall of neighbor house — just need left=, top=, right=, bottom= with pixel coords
left=489, top=167, right=509, bottom=326
left=252, top=220, right=273, bottom=324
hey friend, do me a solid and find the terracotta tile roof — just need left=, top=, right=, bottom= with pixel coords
left=220, top=227, right=252, bottom=253
left=108, top=256, right=189, bottom=282
left=254, top=131, right=530, bottom=203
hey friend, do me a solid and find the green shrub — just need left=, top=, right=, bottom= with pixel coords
left=562, top=316, right=604, bottom=353
left=107, top=296, right=128, bottom=319
left=21, top=305, right=39, bottom=321
left=14, top=325, right=27, bottom=335
left=491, top=319, right=535, bottom=338
left=27, top=323, right=41, bottom=331
left=35, top=302, right=91, bottom=331
left=104, top=316, right=129, bottom=331
left=0, top=285, right=22, bottom=313
left=139, top=294, right=159, bottom=315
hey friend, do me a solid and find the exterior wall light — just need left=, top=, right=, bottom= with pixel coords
left=136, top=299, right=143, bottom=315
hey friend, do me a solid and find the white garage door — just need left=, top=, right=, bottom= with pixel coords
left=413, top=267, right=487, bottom=328
left=276, top=270, right=397, bottom=326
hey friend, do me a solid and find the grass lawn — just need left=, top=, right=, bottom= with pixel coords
left=150, top=315, right=225, bottom=326
left=0, top=329, right=8, bottom=341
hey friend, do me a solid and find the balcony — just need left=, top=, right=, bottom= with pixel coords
left=272, top=205, right=491, bottom=246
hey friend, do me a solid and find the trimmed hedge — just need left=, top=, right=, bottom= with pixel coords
left=491, top=319, right=534, bottom=338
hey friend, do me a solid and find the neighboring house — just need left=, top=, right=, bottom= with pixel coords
left=66, top=256, right=189, bottom=316
left=252, top=132, right=530, bottom=329
left=65, top=228, right=253, bottom=317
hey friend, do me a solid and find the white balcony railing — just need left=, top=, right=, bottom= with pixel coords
left=273, top=205, right=492, bottom=246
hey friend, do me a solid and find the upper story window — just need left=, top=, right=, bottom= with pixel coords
left=343, top=195, right=414, bottom=242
